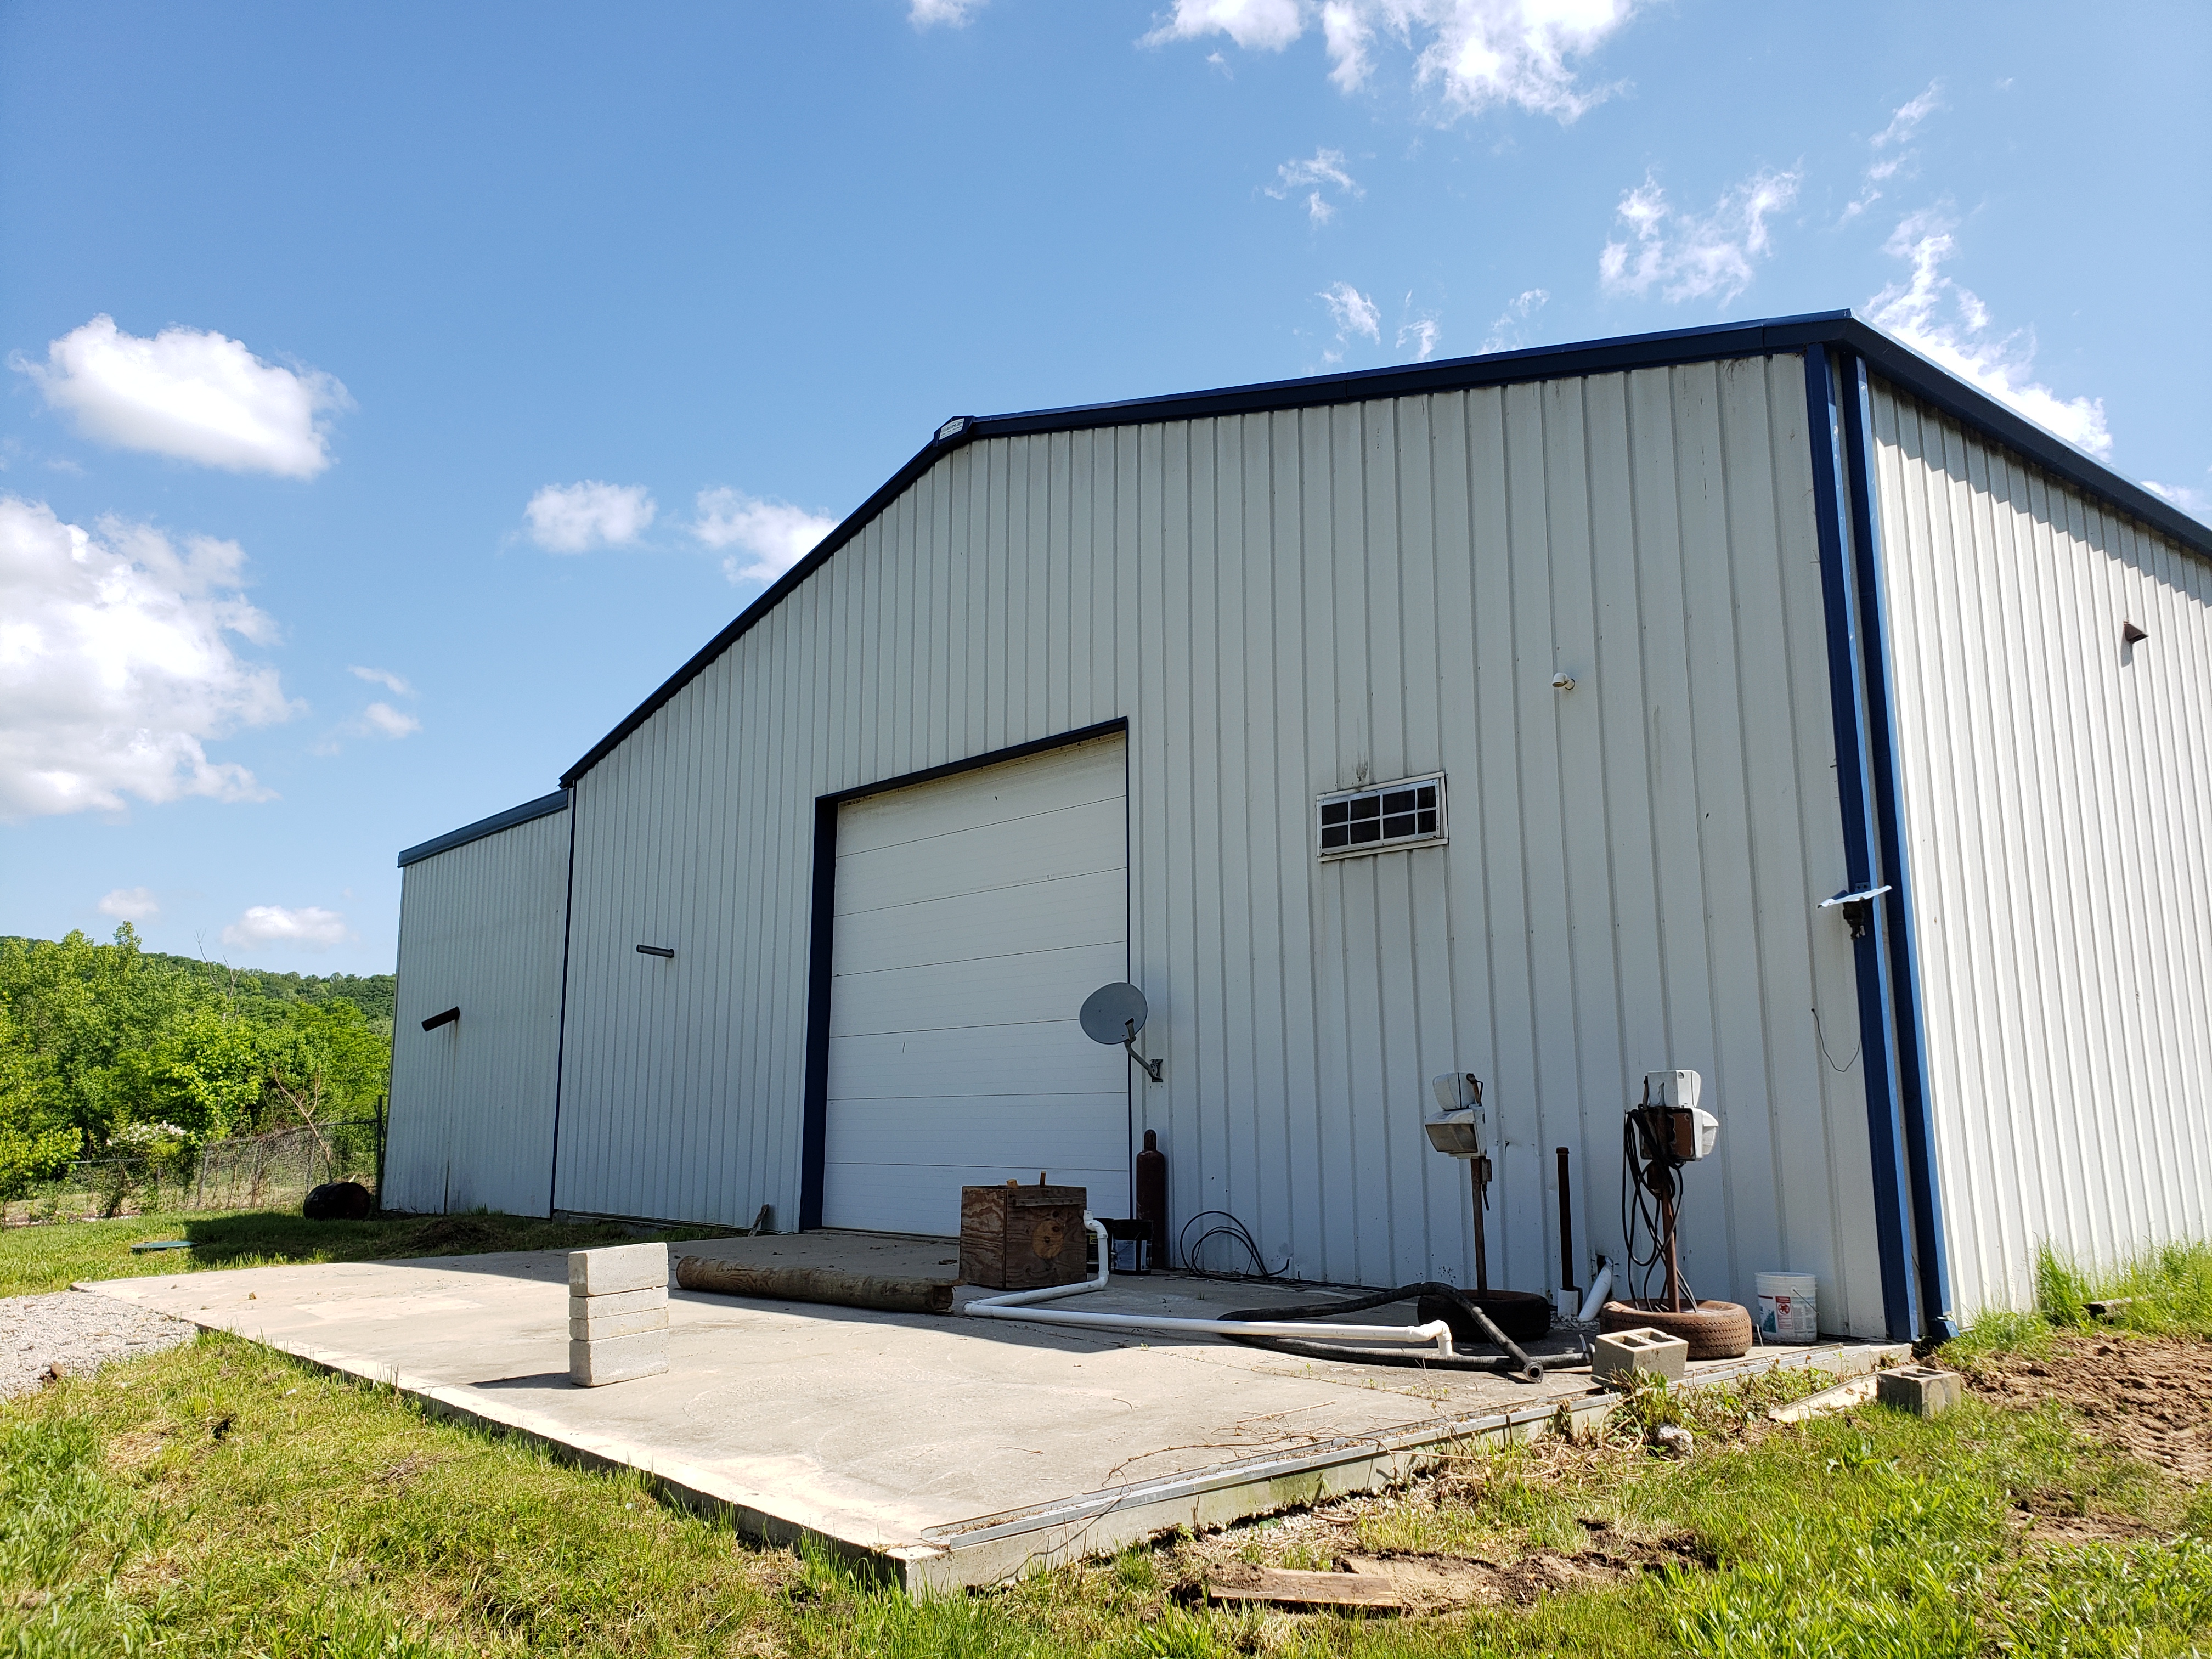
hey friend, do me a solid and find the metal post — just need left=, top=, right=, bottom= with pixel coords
left=1469, top=1154, right=1492, bottom=1294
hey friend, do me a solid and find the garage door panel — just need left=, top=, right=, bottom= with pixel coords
left=837, top=738, right=1124, bottom=856
left=831, top=868, right=1125, bottom=975
left=827, top=1023, right=1123, bottom=1099
left=823, top=734, right=1128, bottom=1234
left=823, top=1161, right=1130, bottom=1238
left=828, top=943, right=1126, bottom=1037
left=826, top=1096, right=1128, bottom=1167
left=835, top=797, right=1125, bottom=913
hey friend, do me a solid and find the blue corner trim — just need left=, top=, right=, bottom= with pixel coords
left=1804, top=346, right=1921, bottom=1344
left=1839, top=354, right=1959, bottom=1342
left=397, top=789, right=569, bottom=867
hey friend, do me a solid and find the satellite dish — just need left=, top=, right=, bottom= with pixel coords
left=1080, top=981, right=1149, bottom=1045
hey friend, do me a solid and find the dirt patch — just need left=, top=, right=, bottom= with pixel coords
left=402, top=1217, right=512, bottom=1256
left=1968, top=1334, right=2212, bottom=1485
left=1195, top=1535, right=1706, bottom=1615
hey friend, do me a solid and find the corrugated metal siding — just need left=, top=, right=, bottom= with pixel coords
left=384, top=804, right=571, bottom=1215
left=1869, top=378, right=2212, bottom=1318
left=556, top=354, right=1889, bottom=1331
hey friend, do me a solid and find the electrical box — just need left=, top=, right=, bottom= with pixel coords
left=1638, top=1069, right=1718, bottom=1161
left=1425, top=1073, right=1489, bottom=1159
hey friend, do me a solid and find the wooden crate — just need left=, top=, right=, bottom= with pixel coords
left=960, top=1182, right=1089, bottom=1289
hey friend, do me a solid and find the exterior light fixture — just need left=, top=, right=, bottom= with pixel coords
left=636, top=944, right=675, bottom=959
left=421, top=1006, right=460, bottom=1032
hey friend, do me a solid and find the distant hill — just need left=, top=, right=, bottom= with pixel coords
left=0, top=937, right=395, bottom=1024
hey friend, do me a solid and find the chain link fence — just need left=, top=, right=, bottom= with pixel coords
left=2, top=1121, right=383, bottom=1226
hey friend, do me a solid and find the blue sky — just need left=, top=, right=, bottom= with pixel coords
left=3, top=1, right=2205, bottom=973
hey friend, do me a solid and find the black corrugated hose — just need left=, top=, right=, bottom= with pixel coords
left=1223, top=1281, right=1545, bottom=1382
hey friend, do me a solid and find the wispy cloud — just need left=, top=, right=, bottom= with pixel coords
left=222, top=904, right=352, bottom=952
left=910, top=0, right=985, bottom=25
left=1266, top=146, right=1361, bottom=225
left=692, top=487, right=838, bottom=585
left=348, top=664, right=412, bottom=696
left=1481, top=288, right=1549, bottom=353
left=524, top=481, right=657, bottom=552
left=1865, top=208, right=2111, bottom=459
left=2141, top=477, right=2211, bottom=522
left=14, top=315, right=350, bottom=479
left=1397, top=316, right=1441, bottom=361
left=1316, top=281, right=1381, bottom=362
left=1843, top=80, right=1944, bottom=222
left=98, top=887, right=160, bottom=922
left=1599, top=165, right=1801, bottom=305
left=0, top=496, right=292, bottom=819
left=1147, top=1, right=1642, bottom=122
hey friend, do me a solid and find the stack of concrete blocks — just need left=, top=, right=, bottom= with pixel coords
left=568, top=1242, right=669, bottom=1386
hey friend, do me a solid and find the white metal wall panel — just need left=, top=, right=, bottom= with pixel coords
left=385, top=806, right=569, bottom=1215
left=823, top=733, right=1128, bottom=1233
left=1868, top=379, right=2212, bottom=1319
left=554, top=356, right=1888, bottom=1332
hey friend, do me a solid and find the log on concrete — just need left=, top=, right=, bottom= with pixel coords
left=1205, top=1565, right=1402, bottom=1611
left=675, top=1255, right=954, bottom=1315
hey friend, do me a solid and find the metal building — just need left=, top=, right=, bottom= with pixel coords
left=386, top=312, right=2211, bottom=1341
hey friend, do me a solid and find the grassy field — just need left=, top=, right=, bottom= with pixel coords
left=0, top=1207, right=728, bottom=1299
left=3, top=1228, right=2208, bottom=1657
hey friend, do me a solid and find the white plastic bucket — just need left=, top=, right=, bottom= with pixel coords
left=1756, top=1272, right=1819, bottom=1344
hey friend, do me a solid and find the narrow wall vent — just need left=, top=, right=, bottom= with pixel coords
left=1316, top=772, right=1448, bottom=860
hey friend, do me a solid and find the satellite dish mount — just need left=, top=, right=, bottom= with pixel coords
left=1080, top=983, right=1164, bottom=1082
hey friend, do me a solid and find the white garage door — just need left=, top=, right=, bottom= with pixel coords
left=824, top=734, right=1131, bottom=1235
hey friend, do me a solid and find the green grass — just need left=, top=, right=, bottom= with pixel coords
left=1946, top=1238, right=2212, bottom=1368
left=0, top=1209, right=729, bottom=1298
left=4, top=1329, right=2205, bottom=1657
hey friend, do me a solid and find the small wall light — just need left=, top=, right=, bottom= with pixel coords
left=1551, top=672, right=1577, bottom=692
left=421, top=1006, right=460, bottom=1032
left=636, top=944, right=675, bottom=959
left=2122, top=621, right=2149, bottom=646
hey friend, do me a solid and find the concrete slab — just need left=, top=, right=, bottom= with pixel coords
left=80, top=1248, right=1905, bottom=1590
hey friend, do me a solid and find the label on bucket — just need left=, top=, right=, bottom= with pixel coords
left=1757, top=1288, right=1818, bottom=1344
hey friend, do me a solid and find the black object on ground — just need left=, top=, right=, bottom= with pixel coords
left=303, top=1182, right=374, bottom=1221
left=1418, top=1286, right=1551, bottom=1345
left=1226, top=1282, right=1545, bottom=1381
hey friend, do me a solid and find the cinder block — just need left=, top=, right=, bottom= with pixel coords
left=1592, top=1327, right=1689, bottom=1385
left=568, top=1243, right=669, bottom=1298
left=1875, top=1365, right=1963, bottom=1418
left=568, top=1304, right=670, bottom=1342
left=569, top=1329, right=668, bottom=1386
left=565, top=1285, right=665, bottom=1321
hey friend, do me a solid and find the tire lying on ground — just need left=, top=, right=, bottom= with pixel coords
left=303, top=1181, right=374, bottom=1221
left=1598, top=1298, right=1753, bottom=1361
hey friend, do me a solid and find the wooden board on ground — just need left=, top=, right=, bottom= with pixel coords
left=1205, top=1564, right=1402, bottom=1611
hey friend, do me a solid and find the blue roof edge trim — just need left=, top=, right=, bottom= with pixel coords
left=559, top=309, right=2207, bottom=787
left=397, top=789, right=569, bottom=868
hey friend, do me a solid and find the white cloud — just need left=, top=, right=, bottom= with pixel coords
left=1147, top=0, right=1641, bottom=121
left=98, top=886, right=160, bottom=922
left=1865, top=209, right=2112, bottom=459
left=1481, top=287, right=1549, bottom=352
left=1397, top=316, right=1441, bottom=361
left=1870, top=80, right=1943, bottom=159
left=1267, top=147, right=1362, bottom=224
left=2141, top=478, right=2211, bottom=522
left=15, top=315, right=349, bottom=479
left=1318, top=281, right=1381, bottom=347
left=692, top=488, right=838, bottom=585
left=1599, top=165, right=1801, bottom=305
left=1843, top=81, right=1944, bottom=222
left=348, top=663, right=412, bottom=696
left=359, top=701, right=420, bottom=739
left=910, top=0, right=985, bottom=23
left=524, top=481, right=657, bottom=552
left=0, top=496, right=292, bottom=820
left=221, top=904, right=351, bottom=952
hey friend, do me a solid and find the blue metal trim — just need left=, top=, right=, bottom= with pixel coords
left=1803, top=346, right=1920, bottom=1342
left=1839, top=354, right=1960, bottom=1341
left=558, top=310, right=2204, bottom=792
left=397, top=789, right=569, bottom=867
left=545, top=787, right=579, bottom=1221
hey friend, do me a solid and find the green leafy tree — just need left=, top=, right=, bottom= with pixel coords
left=0, top=999, right=80, bottom=1199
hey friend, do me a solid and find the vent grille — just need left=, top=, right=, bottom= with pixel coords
left=1316, top=773, right=1447, bottom=859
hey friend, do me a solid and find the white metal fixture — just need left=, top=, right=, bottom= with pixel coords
left=1316, top=772, right=1447, bottom=860
left=1551, top=672, right=1577, bottom=691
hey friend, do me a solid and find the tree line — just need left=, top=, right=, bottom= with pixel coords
left=0, top=928, right=393, bottom=1197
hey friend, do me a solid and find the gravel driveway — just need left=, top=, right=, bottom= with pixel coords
left=1, top=1291, right=199, bottom=1399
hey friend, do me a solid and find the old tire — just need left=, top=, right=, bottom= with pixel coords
left=303, top=1181, right=373, bottom=1222
left=1598, top=1299, right=1753, bottom=1361
left=1419, top=1288, right=1553, bottom=1346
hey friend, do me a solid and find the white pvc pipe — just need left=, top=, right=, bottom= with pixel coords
left=1576, top=1261, right=1613, bottom=1323
left=961, top=1215, right=1458, bottom=1357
